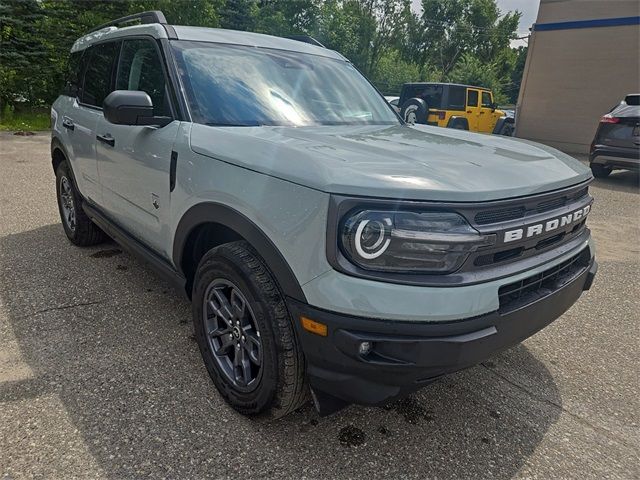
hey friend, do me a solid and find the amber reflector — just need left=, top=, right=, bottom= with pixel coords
left=300, top=316, right=328, bottom=337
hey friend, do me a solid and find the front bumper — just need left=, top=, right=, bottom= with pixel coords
left=288, top=252, right=597, bottom=413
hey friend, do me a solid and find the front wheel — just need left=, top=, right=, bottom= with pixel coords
left=192, top=241, right=308, bottom=419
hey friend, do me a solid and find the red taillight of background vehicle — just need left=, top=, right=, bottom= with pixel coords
left=600, top=114, right=620, bottom=124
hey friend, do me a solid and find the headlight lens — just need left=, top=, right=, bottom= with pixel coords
left=340, top=210, right=495, bottom=273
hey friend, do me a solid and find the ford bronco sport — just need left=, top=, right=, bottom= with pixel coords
left=399, top=82, right=514, bottom=135
left=51, top=11, right=597, bottom=418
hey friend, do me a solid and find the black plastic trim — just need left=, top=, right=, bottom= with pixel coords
left=446, top=116, right=469, bottom=129
left=83, top=201, right=187, bottom=297
left=169, top=151, right=178, bottom=192
left=172, top=202, right=307, bottom=302
left=288, top=253, right=596, bottom=407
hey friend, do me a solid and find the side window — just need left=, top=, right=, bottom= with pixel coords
left=82, top=42, right=120, bottom=107
left=447, top=87, right=466, bottom=111
left=481, top=91, right=493, bottom=108
left=63, top=51, right=84, bottom=97
left=116, top=39, right=170, bottom=116
left=467, top=89, right=479, bottom=108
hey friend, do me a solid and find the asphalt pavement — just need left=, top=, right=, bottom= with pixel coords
left=0, top=132, right=638, bottom=479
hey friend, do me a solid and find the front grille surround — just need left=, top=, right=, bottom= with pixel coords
left=326, top=180, right=593, bottom=287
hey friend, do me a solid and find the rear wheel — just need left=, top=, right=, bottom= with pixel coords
left=192, top=241, right=308, bottom=419
left=55, top=161, right=105, bottom=246
left=590, top=163, right=612, bottom=178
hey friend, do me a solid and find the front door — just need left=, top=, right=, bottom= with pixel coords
left=466, top=89, right=481, bottom=131
left=96, top=38, right=179, bottom=257
left=479, top=91, right=499, bottom=133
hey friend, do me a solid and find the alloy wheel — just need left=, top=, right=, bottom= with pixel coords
left=203, top=279, right=262, bottom=391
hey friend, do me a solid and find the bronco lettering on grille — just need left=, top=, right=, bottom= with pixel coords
left=503, top=205, right=590, bottom=243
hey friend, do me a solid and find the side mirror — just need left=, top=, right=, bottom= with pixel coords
left=491, top=102, right=498, bottom=112
left=103, top=90, right=171, bottom=127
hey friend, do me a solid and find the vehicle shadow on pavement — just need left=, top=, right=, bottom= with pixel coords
left=1, top=224, right=562, bottom=479
left=591, top=170, right=639, bottom=194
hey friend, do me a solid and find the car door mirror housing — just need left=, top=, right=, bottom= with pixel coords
left=103, top=90, right=171, bottom=127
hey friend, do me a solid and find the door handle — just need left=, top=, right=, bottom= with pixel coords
left=96, top=133, right=115, bottom=147
left=466, top=110, right=472, bottom=114
left=62, top=118, right=75, bottom=131
left=480, top=111, right=485, bottom=114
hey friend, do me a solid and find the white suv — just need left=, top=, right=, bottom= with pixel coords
left=51, top=11, right=597, bottom=419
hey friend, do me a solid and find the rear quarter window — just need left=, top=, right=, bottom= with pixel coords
left=63, top=51, right=84, bottom=97
left=81, top=41, right=120, bottom=108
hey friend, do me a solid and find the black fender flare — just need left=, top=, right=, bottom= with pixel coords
left=446, top=116, right=469, bottom=130
left=492, top=116, right=515, bottom=135
left=51, top=136, right=80, bottom=185
left=172, top=202, right=307, bottom=302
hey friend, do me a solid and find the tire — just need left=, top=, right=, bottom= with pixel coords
left=55, top=161, right=106, bottom=246
left=590, top=163, right=612, bottom=178
left=449, top=119, right=467, bottom=130
left=192, top=241, right=308, bottom=419
left=400, top=98, right=428, bottom=125
left=499, top=122, right=515, bottom=136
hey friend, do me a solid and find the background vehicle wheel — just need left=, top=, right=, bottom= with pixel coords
left=192, top=241, right=308, bottom=419
left=55, top=161, right=106, bottom=246
left=499, top=122, right=515, bottom=136
left=590, top=164, right=612, bottom=178
left=400, top=98, right=428, bottom=125
left=449, top=119, right=467, bottom=130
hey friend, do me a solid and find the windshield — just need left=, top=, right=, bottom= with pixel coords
left=171, top=41, right=400, bottom=127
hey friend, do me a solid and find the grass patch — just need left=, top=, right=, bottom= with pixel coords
left=0, top=110, right=50, bottom=131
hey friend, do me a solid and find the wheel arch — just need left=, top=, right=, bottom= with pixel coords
left=51, top=136, right=74, bottom=179
left=173, top=203, right=307, bottom=303
left=446, top=116, right=469, bottom=130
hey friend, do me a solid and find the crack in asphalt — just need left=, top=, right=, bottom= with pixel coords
left=480, top=362, right=637, bottom=451
left=23, top=300, right=104, bottom=318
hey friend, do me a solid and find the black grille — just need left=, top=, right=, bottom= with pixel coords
left=498, top=249, right=590, bottom=313
left=474, top=186, right=590, bottom=226
left=475, top=206, right=526, bottom=225
left=537, top=196, right=567, bottom=213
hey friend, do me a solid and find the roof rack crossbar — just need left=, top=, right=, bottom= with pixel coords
left=89, top=10, right=167, bottom=33
left=285, top=35, right=325, bottom=48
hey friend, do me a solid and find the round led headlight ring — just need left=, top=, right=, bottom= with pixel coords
left=354, top=217, right=392, bottom=259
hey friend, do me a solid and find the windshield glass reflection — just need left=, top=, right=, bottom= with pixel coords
left=171, top=41, right=399, bottom=127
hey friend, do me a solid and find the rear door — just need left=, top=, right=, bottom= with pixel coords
left=466, top=88, right=481, bottom=131
left=96, top=37, right=179, bottom=256
left=68, top=42, right=120, bottom=203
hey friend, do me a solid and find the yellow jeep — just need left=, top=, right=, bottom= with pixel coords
left=398, top=82, right=514, bottom=135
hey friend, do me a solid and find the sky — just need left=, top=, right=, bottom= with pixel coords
left=411, top=0, right=540, bottom=47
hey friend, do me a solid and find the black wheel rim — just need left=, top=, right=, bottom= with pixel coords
left=60, top=176, right=76, bottom=232
left=203, top=279, right=262, bottom=391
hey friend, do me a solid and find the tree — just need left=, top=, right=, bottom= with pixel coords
left=0, top=0, right=48, bottom=110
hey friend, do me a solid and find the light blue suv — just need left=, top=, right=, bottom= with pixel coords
left=51, top=11, right=598, bottom=418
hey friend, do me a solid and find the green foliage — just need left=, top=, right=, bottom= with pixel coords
left=0, top=107, right=50, bottom=131
left=0, top=0, right=527, bottom=109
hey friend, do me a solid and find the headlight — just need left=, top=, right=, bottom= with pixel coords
left=340, top=210, right=495, bottom=273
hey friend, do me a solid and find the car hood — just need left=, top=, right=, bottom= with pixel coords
left=190, top=123, right=591, bottom=202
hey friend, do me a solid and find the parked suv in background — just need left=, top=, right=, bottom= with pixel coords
left=51, top=12, right=597, bottom=419
left=590, top=94, right=640, bottom=177
left=398, top=82, right=515, bottom=135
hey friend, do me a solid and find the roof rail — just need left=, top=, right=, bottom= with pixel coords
left=89, top=10, right=167, bottom=33
left=285, top=35, right=325, bottom=48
